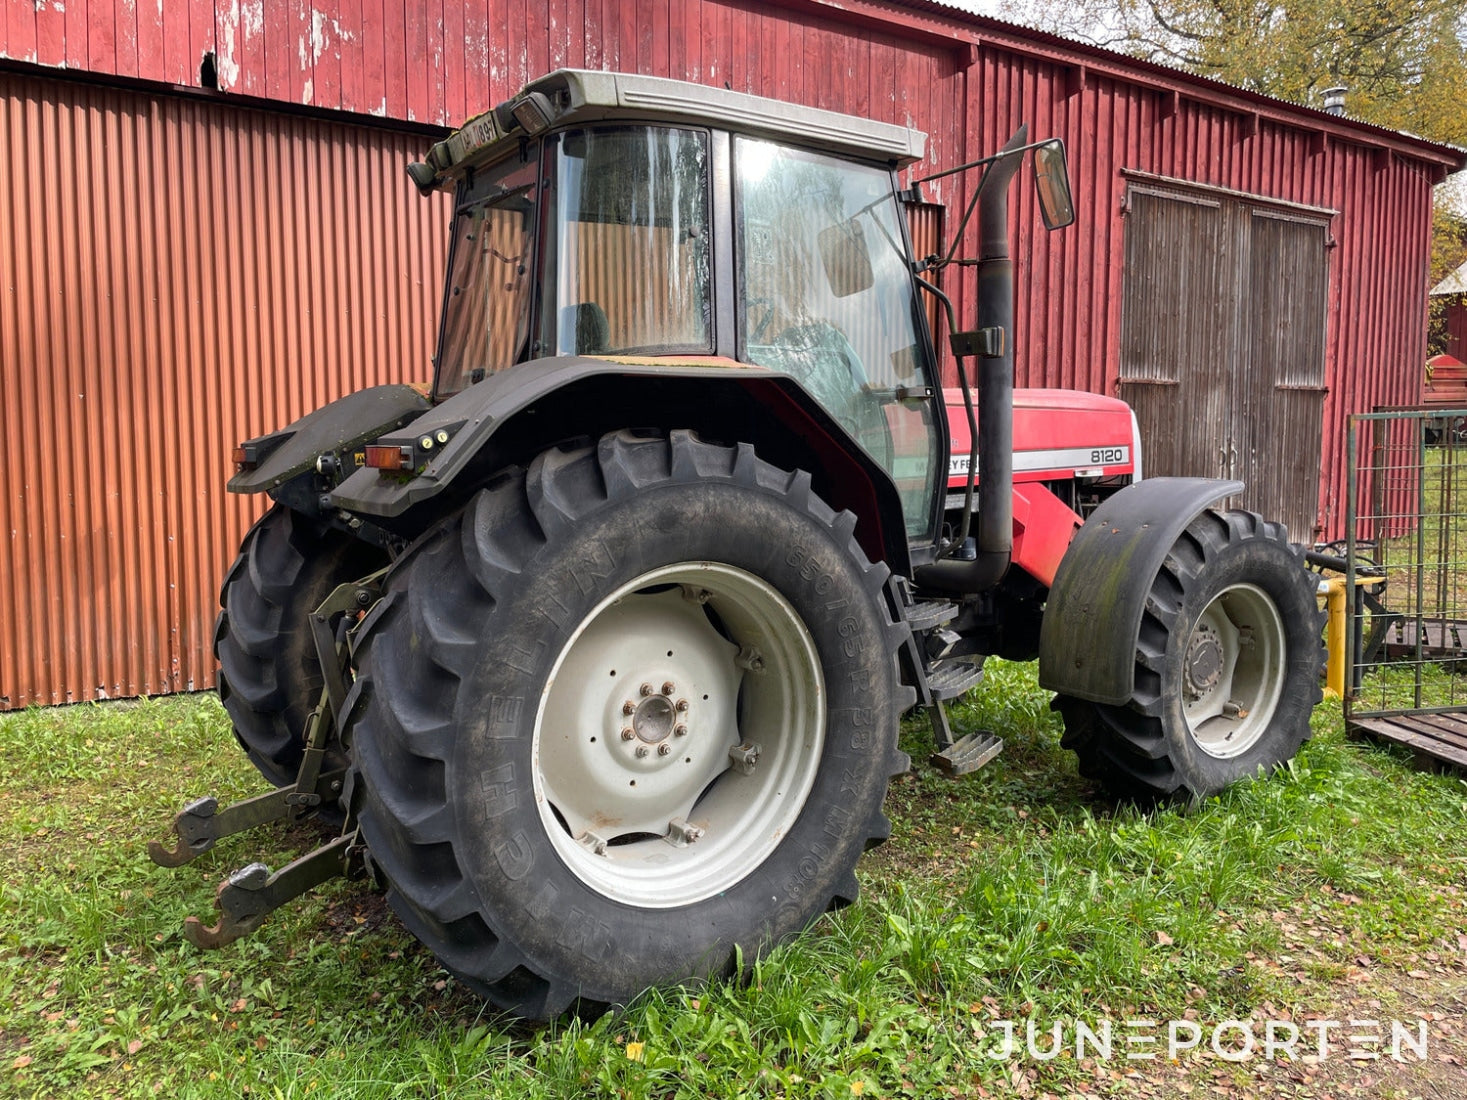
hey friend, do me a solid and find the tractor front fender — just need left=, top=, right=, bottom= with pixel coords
left=327, top=355, right=914, bottom=574
left=1037, top=477, right=1244, bottom=706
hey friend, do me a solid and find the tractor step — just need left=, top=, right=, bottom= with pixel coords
left=925, top=657, right=986, bottom=701
left=931, top=730, right=1004, bottom=776
left=905, top=599, right=960, bottom=633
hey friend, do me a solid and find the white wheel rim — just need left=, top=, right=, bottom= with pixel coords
left=530, top=563, right=824, bottom=907
left=1181, top=582, right=1287, bottom=760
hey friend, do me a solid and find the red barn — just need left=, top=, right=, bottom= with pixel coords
left=1436, top=261, right=1467, bottom=362
left=1, top=0, right=1462, bottom=708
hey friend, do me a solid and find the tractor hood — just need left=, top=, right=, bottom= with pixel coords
left=944, top=387, right=1139, bottom=491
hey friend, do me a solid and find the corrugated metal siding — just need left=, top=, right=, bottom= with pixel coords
left=1, top=10, right=1450, bottom=489
left=0, top=0, right=964, bottom=135
left=0, top=70, right=449, bottom=708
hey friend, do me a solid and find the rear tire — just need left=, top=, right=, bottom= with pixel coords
left=215, top=505, right=387, bottom=788
left=1055, top=510, right=1324, bottom=801
left=346, top=430, right=912, bottom=1017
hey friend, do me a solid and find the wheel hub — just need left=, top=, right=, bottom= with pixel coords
left=631, top=691, right=677, bottom=744
left=1184, top=623, right=1223, bottom=700
left=1181, top=583, right=1288, bottom=760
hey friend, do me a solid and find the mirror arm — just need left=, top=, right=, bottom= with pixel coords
left=941, top=158, right=995, bottom=269
left=914, top=136, right=1063, bottom=186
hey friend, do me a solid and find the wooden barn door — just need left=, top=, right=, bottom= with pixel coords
left=1118, top=179, right=1330, bottom=541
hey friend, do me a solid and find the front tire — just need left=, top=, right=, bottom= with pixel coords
left=346, top=431, right=912, bottom=1017
left=1055, top=510, right=1324, bottom=800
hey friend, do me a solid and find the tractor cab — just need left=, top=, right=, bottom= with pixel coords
left=414, top=70, right=943, bottom=537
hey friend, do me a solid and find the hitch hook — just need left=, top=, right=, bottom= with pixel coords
left=182, top=832, right=360, bottom=949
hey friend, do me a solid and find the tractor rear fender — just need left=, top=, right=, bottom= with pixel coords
left=1037, top=476, right=1244, bottom=706
left=228, top=384, right=434, bottom=494
left=327, top=355, right=913, bottom=574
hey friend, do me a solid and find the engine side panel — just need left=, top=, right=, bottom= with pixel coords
left=1010, top=482, right=1082, bottom=589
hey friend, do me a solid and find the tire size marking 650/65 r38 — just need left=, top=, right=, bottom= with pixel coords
left=784, top=542, right=857, bottom=619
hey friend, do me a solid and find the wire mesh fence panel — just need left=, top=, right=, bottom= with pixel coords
left=1345, top=408, right=1467, bottom=767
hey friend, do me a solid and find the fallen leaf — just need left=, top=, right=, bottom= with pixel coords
left=127, top=1040, right=143, bottom=1056
left=1156, top=931, right=1174, bottom=946
left=11, top=1055, right=33, bottom=1070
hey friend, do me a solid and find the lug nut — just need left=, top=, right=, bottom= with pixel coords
left=640, top=683, right=654, bottom=697
left=657, top=743, right=671, bottom=757
left=635, top=745, right=649, bottom=758
left=661, top=681, right=676, bottom=695
left=622, top=700, right=636, bottom=716
left=674, top=724, right=688, bottom=738
left=675, top=698, right=689, bottom=712
left=620, top=728, right=635, bottom=741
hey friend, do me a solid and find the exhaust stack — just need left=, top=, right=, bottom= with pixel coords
left=914, top=126, right=1028, bottom=596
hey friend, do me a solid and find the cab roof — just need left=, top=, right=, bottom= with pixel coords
left=412, top=68, right=928, bottom=193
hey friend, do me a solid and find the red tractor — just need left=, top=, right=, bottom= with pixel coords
left=154, top=69, right=1323, bottom=1018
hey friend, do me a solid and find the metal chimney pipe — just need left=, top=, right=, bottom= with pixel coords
left=914, top=126, right=1028, bottom=597
left=1322, top=86, right=1347, bottom=116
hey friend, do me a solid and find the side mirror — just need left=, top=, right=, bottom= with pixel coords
left=817, top=219, right=876, bottom=298
left=1033, top=140, right=1075, bottom=230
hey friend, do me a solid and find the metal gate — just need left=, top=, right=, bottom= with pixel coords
left=1346, top=407, right=1467, bottom=768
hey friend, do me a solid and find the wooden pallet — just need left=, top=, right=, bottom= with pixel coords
left=1381, top=618, right=1467, bottom=660
left=1349, top=711, right=1467, bottom=771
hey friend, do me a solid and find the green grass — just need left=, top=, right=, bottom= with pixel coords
left=2, top=673, right=1466, bottom=1098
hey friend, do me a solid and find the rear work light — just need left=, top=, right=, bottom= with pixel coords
left=364, top=445, right=414, bottom=471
